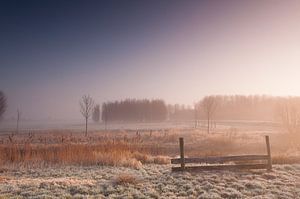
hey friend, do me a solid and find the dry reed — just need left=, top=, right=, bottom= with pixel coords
left=0, top=129, right=299, bottom=168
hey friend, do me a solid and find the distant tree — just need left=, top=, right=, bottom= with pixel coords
left=80, top=95, right=94, bottom=136
left=102, top=103, right=108, bottom=130
left=92, top=104, right=100, bottom=123
left=16, top=109, right=21, bottom=134
left=200, top=96, right=218, bottom=134
left=0, top=91, right=7, bottom=121
left=101, top=99, right=167, bottom=122
left=276, top=97, right=300, bottom=133
left=194, top=103, right=199, bottom=128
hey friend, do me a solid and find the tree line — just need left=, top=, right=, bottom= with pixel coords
left=2, top=92, right=299, bottom=135
left=167, top=95, right=300, bottom=133
left=79, top=94, right=300, bottom=134
left=168, top=95, right=293, bottom=122
left=102, top=99, right=167, bottom=122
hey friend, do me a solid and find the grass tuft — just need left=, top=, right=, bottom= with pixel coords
left=114, top=173, right=139, bottom=185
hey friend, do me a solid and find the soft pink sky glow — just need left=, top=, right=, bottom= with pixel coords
left=2, top=1, right=300, bottom=120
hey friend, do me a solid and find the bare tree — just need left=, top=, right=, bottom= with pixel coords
left=92, top=104, right=100, bottom=123
left=200, top=96, right=218, bottom=134
left=80, top=95, right=94, bottom=136
left=0, top=91, right=7, bottom=121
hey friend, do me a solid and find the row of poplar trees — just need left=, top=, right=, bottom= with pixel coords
left=102, top=99, right=167, bottom=122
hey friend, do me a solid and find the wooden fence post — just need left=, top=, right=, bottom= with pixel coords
left=265, top=136, right=272, bottom=170
left=179, top=137, right=185, bottom=170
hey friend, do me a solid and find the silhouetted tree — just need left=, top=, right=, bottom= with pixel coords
left=80, top=95, right=94, bottom=136
left=200, top=96, right=218, bottom=134
left=0, top=91, right=6, bottom=121
left=92, top=104, right=100, bottom=123
left=101, top=99, right=167, bottom=122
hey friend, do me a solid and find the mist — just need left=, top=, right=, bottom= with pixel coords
left=1, top=1, right=300, bottom=198
left=1, top=1, right=300, bottom=121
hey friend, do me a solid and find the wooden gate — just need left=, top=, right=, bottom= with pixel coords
left=171, top=136, right=272, bottom=172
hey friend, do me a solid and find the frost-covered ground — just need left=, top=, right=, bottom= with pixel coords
left=0, top=164, right=299, bottom=199
left=0, top=119, right=279, bottom=133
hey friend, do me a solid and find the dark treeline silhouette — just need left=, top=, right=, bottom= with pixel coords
left=102, top=99, right=167, bottom=122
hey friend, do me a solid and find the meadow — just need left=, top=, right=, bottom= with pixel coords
left=0, top=126, right=299, bottom=198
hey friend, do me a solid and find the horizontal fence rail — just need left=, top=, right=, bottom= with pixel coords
left=171, top=136, right=272, bottom=172
left=171, top=155, right=269, bottom=164
left=172, top=163, right=269, bottom=172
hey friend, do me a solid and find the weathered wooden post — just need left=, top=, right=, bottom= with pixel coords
left=179, top=137, right=185, bottom=170
left=265, top=135, right=272, bottom=170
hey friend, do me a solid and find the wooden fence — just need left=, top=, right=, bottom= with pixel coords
left=171, top=136, right=272, bottom=172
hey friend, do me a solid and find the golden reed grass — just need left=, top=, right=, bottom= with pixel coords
left=0, top=129, right=299, bottom=168
left=0, top=135, right=170, bottom=168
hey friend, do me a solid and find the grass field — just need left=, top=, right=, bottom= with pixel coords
left=0, top=128, right=299, bottom=198
left=0, top=164, right=299, bottom=198
left=0, top=128, right=299, bottom=167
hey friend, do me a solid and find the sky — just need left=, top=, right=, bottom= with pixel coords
left=1, top=0, right=300, bottom=120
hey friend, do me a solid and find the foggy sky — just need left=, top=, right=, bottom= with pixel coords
left=1, top=0, right=300, bottom=120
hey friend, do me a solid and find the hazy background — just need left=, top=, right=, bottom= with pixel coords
left=1, top=0, right=300, bottom=121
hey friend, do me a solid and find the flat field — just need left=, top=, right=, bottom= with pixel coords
left=0, top=164, right=299, bottom=198
left=0, top=127, right=299, bottom=198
